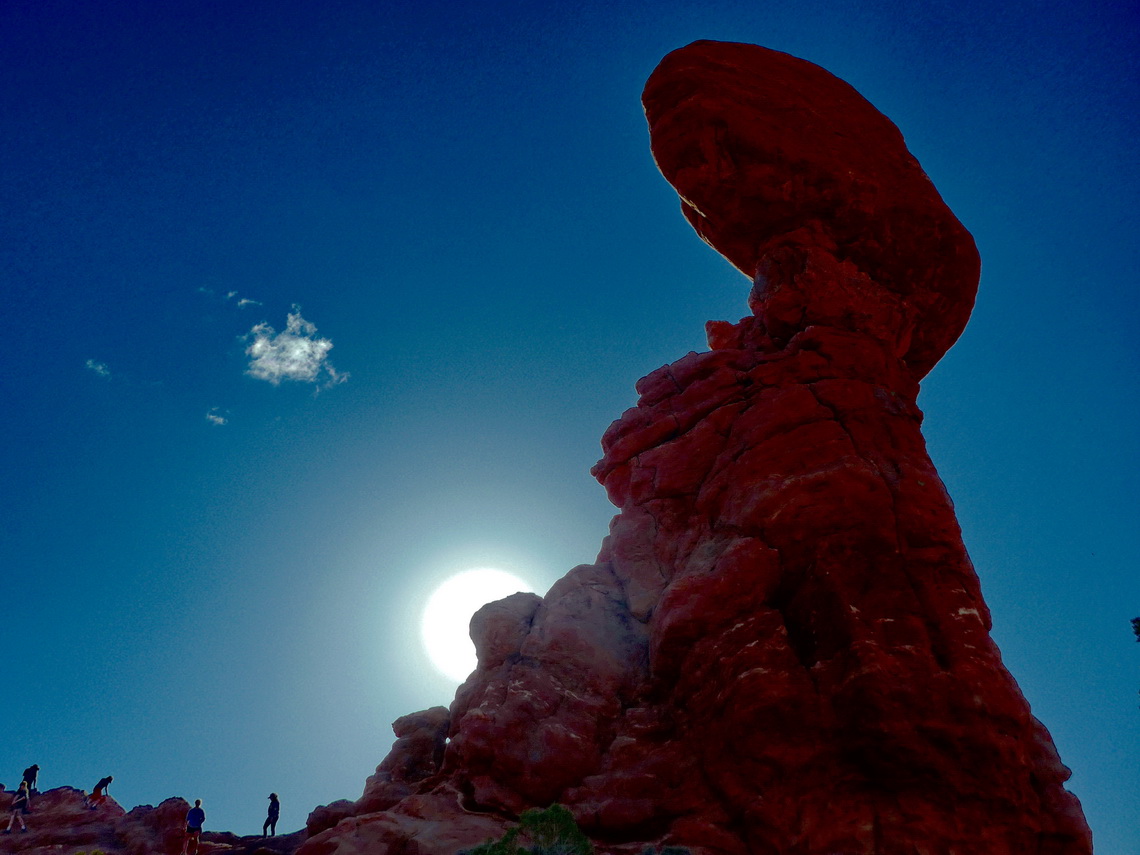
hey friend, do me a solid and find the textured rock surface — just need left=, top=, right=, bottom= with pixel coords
left=0, top=787, right=304, bottom=855
left=302, top=40, right=1091, bottom=855
left=642, top=40, right=980, bottom=381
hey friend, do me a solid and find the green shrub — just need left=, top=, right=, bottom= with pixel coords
left=461, top=804, right=593, bottom=855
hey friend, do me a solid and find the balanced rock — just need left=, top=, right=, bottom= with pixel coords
left=642, top=39, right=980, bottom=380
left=302, top=40, right=1091, bottom=855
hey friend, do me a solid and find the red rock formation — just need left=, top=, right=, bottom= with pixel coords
left=642, top=40, right=980, bottom=381
left=0, top=787, right=304, bottom=855
left=302, top=40, right=1091, bottom=855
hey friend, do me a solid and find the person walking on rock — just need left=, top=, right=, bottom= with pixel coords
left=183, top=799, right=205, bottom=855
left=20, top=765, right=38, bottom=794
left=4, top=782, right=30, bottom=833
left=262, top=793, right=280, bottom=837
left=86, top=775, right=113, bottom=809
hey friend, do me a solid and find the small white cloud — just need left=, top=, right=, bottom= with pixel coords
left=200, top=287, right=262, bottom=307
left=214, top=289, right=262, bottom=307
left=205, top=408, right=228, bottom=426
left=244, top=307, right=347, bottom=388
left=86, top=359, right=111, bottom=378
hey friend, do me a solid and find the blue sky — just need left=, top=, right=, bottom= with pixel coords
left=1, top=0, right=1136, bottom=848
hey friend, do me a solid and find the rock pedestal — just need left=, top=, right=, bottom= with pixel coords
left=301, top=40, right=1091, bottom=855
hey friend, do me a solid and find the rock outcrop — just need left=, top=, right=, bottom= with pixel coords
left=0, top=787, right=304, bottom=855
left=301, top=40, right=1092, bottom=855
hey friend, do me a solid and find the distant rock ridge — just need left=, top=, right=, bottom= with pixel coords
left=0, top=786, right=304, bottom=855
left=315, top=40, right=1085, bottom=855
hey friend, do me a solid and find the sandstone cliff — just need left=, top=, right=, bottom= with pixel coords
left=310, top=40, right=1089, bottom=855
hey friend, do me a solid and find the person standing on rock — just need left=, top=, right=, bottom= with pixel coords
left=183, top=799, right=205, bottom=855
left=20, top=765, right=38, bottom=794
left=86, top=775, right=113, bottom=809
left=4, top=781, right=30, bottom=833
left=263, top=793, right=280, bottom=837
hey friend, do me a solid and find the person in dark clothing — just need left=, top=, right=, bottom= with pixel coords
left=263, top=793, right=280, bottom=837
left=183, top=799, right=205, bottom=855
left=86, top=775, right=113, bottom=809
left=20, top=766, right=38, bottom=793
left=4, top=782, right=30, bottom=833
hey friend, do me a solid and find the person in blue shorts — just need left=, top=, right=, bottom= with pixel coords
left=183, top=799, right=205, bottom=855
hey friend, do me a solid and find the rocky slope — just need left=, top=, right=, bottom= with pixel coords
left=299, top=40, right=1092, bottom=855
left=0, top=787, right=303, bottom=855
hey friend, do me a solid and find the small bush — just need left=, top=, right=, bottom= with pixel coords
left=461, top=804, right=593, bottom=855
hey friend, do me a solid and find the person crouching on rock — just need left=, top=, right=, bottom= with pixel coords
left=183, top=799, right=205, bottom=855
left=4, top=781, right=30, bottom=833
left=85, top=775, right=113, bottom=809
left=263, top=793, right=280, bottom=837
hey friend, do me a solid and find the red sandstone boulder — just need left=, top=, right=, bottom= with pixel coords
left=302, top=791, right=505, bottom=855
left=299, top=40, right=1090, bottom=855
left=470, top=592, right=543, bottom=671
left=642, top=40, right=980, bottom=380
left=356, top=706, right=451, bottom=816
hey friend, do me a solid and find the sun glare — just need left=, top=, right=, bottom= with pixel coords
left=420, top=568, right=535, bottom=683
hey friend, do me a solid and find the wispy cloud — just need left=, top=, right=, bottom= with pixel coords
left=85, top=359, right=111, bottom=378
left=198, top=286, right=262, bottom=307
left=227, top=290, right=262, bottom=308
left=205, top=407, right=228, bottom=426
left=244, top=307, right=347, bottom=388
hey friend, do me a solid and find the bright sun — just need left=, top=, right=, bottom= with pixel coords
left=420, top=568, right=535, bottom=683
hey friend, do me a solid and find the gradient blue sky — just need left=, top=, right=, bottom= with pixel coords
left=2, top=0, right=1136, bottom=848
